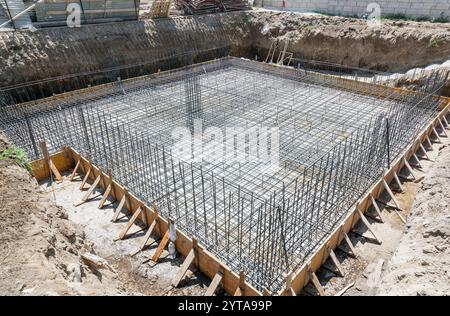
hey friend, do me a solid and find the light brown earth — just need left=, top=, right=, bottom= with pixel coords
left=377, top=139, right=450, bottom=296
left=0, top=133, right=208, bottom=296
left=1, top=11, right=450, bottom=296
left=2, top=11, right=450, bottom=89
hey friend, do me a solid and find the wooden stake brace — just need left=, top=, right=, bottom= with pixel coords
left=234, top=271, right=246, bottom=296
left=111, top=189, right=129, bottom=223
left=282, top=272, right=296, bottom=296
left=356, top=209, right=383, bottom=245
left=338, top=226, right=357, bottom=258
left=382, top=179, right=402, bottom=210
left=325, top=243, right=345, bottom=277
left=307, top=264, right=325, bottom=296
left=205, top=271, right=223, bottom=296
left=171, top=247, right=196, bottom=287
left=393, top=172, right=404, bottom=193
left=425, top=136, right=433, bottom=149
left=432, top=127, right=442, bottom=143
left=74, top=174, right=102, bottom=207
left=438, top=119, right=448, bottom=136
left=130, top=210, right=159, bottom=257
left=411, top=153, right=423, bottom=169
left=70, top=160, right=81, bottom=181
left=442, top=115, right=449, bottom=128
left=98, top=170, right=115, bottom=209
left=39, top=140, right=62, bottom=182
left=118, top=205, right=143, bottom=240
left=151, top=219, right=173, bottom=264
left=79, top=166, right=92, bottom=190
left=262, top=287, right=272, bottom=296
left=418, top=144, right=430, bottom=160
left=369, top=194, right=384, bottom=223
left=403, top=158, right=417, bottom=180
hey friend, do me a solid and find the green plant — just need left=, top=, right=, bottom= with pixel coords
left=433, top=13, right=449, bottom=23
left=0, top=145, right=32, bottom=171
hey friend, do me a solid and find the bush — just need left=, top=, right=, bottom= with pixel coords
left=0, top=145, right=32, bottom=171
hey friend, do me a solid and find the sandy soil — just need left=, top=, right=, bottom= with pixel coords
left=247, top=11, right=450, bottom=72
left=0, top=133, right=126, bottom=295
left=40, top=174, right=209, bottom=296
left=377, top=134, right=450, bottom=296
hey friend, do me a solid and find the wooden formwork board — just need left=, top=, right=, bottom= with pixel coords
left=31, top=149, right=73, bottom=181
left=278, top=97, right=450, bottom=296
left=39, top=147, right=262, bottom=296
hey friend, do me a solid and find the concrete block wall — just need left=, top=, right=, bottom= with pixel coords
left=254, top=0, right=450, bottom=19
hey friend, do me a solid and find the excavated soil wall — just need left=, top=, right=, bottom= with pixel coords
left=1, top=11, right=450, bottom=94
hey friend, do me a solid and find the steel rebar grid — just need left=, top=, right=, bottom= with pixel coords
left=0, top=57, right=448, bottom=293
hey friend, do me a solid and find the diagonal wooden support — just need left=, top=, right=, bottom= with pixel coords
left=111, top=189, right=128, bottom=223
left=438, top=119, right=448, bottom=136
left=70, top=160, right=81, bottom=181
left=118, top=206, right=143, bottom=240
left=282, top=272, right=296, bottom=296
left=403, top=158, right=417, bottom=180
left=411, top=153, right=423, bottom=168
left=442, top=115, right=449, bottom=128
left=432, top=127, right=442, bottom=143
left=205, top=272, right=223, bottom=296
left=49, top=159, right=62, bottom=182
left=370, top=194, right=384, bottom=223
left=39, top=140, right=62, bottom=182
left=356, top=209, right=383, bottom=245
left=393, top=172, right=404, bottom=193
left=234, top=271, right=246, bottom=296
left=151, top=224, right=171, bottom=263
left=79, top=166, right=92, bottom=190
left=383, top=179, right=402, bottom=210
left=425, top=136, right=433, bottom=148
left=98, top=183, right=112, bottom=209
left=130, top=216, right=158, bottom=257
left=326, top=244, right=345, bottom=277
left=171, top=248, right=195, bottom=287
left=338, top=226, right=357, bottom=258
left=307, top=264, right=325, bottom=296
left=80, top=174, right=101, bottom=201
left=98, top=171, right=114, bottom=209
left=418, top=144, right=430, bottom=160
left=262, top=287, right=272, bottom=296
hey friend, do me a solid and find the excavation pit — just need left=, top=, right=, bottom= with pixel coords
left=0, top=57, right=447, bottom=293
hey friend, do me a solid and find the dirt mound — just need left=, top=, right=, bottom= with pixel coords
left=247, top=11, right=450, bottom=72
left=377, top=142, right=450, bottom=296
left=0, top=136, right=124, bottom=295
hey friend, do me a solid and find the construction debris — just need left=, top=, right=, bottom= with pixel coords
left=81, top=253, right=117, bottom=273
left=174, top=0, right=250, bottom=15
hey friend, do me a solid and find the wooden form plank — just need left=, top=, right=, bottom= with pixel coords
left=79, top=166, right=92, bottom=190
left=118, top=206, right=143, bottom=240
left=308, top=265, right=325, bottom=296
left=280, top=98, right=450, bottom=296
left=171, top=249, right=195, bottom=287
left=39, top=140, right=62, bottom=182
left=151, top=230, right=170, bottom=263
left=70, top=160, right=81, bottom=181
left=233, top=271, right=246, bottom=296
left=31, top=151, right=72, bottom=181
left=356, top=209, right=383, bottom=244
left=130, top=218, right=157, bottom=257
left=111, top=190, right=129, bottom=223
left=205, top=272, right=223, bottom=296
left=369, top=194, right=384, bottom=223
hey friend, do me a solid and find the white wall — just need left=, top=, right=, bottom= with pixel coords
left=254, top=0, right=450, bottom=19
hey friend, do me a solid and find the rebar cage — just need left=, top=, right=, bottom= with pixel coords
left=0, top=57, right=448, bottom=292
